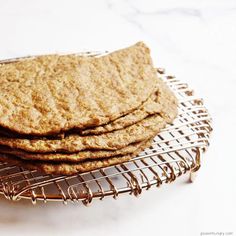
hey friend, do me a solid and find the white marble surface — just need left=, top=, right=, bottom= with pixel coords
left=0, top=0, right=235, bottom=235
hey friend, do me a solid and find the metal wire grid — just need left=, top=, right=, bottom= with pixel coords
left=0, top=68, right=212, bottom=205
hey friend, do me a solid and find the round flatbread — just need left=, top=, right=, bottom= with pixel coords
left=0, top=42, right=157, bottom=136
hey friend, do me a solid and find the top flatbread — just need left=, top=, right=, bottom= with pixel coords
left=0, top=77, right=176, bottom=138
left=0, top=42, right=157, bottom=135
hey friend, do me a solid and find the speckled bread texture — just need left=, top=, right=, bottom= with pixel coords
left=80, top=89, right=161, bottom=135
left=0, top=75, right=178, bottom=154
left=0, top=139, right=152, bottom=175
left=0, top=79, right=177, bottom=162
left=0, top=42, right=157, bottom=136
left=155, top=77, right=178, bottom=122
left=0, top=114, right=167, bottom=153
left=0, top=139, right=148, bottom=162
left=81, top=77, right=177, bottom=135
left=0, top=77, right=176, bottom=138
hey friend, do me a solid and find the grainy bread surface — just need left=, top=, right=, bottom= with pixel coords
left=0, top=114, right=167, bottom=152
left=0, top=139, right=152, bottom=175
left=0, top=77, right=176, bottom=138
left=0, top=140, right=147, bottom=162
left=80, top=90, right=161, bottom=135
left=0, top=76, right=178, bottom=154
left=81, top=77, right=177, bottom=135
left=0, top=42, right=157, bottom=135
left=153, top=78, right=178, bottom=124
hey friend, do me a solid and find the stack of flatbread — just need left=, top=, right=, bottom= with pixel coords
left=0, top=42, right=177, bottom=175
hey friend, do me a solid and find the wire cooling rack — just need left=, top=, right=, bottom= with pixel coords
left=0, top=64, right=212, bottom=205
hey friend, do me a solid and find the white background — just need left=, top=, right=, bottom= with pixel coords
left=0, top=0, right=235, bottom=235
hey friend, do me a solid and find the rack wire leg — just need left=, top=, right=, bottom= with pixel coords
left=189, top=148, right=201, bottom=183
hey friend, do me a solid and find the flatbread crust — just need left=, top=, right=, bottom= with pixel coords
left=0, top=139, right=152, bottom=175
left=0, top=139, right=147, bottom=162
left=0, top=42, right=157, bottom=136
left=0, top=114, right=167, bottom=153
left=156, top=77, right=178, bottom=123
left=81, top=77, right=177, bottom=135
